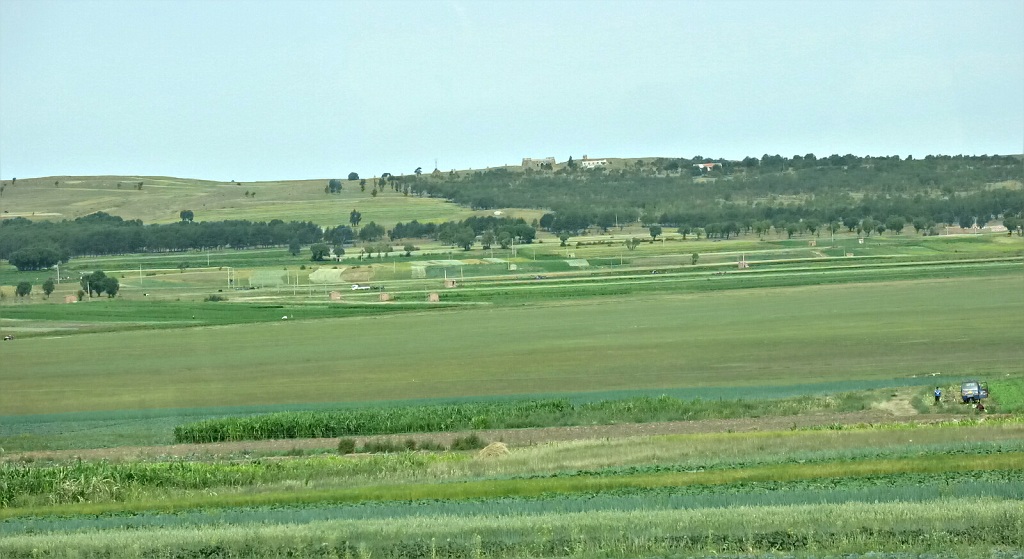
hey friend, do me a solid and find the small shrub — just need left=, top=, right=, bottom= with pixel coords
left=450, top=434, right=487, bottom=451
left=337, top=438, right=356, bottom=454
left=204, top=294, right=227, bottom=302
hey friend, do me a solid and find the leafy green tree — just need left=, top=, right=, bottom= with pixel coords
left=677, top=225, right=692, bottom=240
left=16, top=281, right=32, bottom=297
left=625, top=237, right=640, bottom=251
left=309, top=243, right=329, bottom=261
left=860, top=218, right=877, bottom=237
left=289, top=239, right=301, bottom=256
left=843, top=217, right=860, bottom=232
left=404, top=244, right=415, bottom=256
left=414, top=167, right=422, bottom=176
left=691, top=253, right=699, bottom=265
left=1003, top=216, right=1020, bottom=236
left=80, top=271, right=107, bottom=298
left=348, top=172, right=359, bottom=181
left=559, top=232, right=570, bottom=247
left=875, top=222, right=887, bottom=236
left=649, top=225, right=662, bottom=240
left=786, top=223, right=800, bottom=238
left=100, top=276, right=119, bottom=298
left=886, top=216, right=905, bottom=234
left=454, top=227, right=475, bottom=250
left=480, top=231, right=495, bottom=249
left=349, top=209, right=362, bottom=228
left=42, top=278, right=55, bottom=298
left=358, top=222, right=386, bottom=242
left=328, top=179, right=343, bottom=193
left=7, top=246, right=69, bottom=271
left=958, top=215, right=975, bottom=229
left=803, top=219, right=820, bottom=236
left=179, top=210, right=194, bottom=222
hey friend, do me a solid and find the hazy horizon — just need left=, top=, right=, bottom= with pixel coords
left=2, top=0, right=1022, bottom=182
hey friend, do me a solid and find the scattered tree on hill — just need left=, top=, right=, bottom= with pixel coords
left=42, top=278, right=55, bottom=298
left=691, top=253, right=700, bottom=265
left=349, top=209, right=362, bottom=228
left=16, top=281, right=32, bottom=298
left=404, top=244, right=415, bottom=257
left=559, top=233, right=570, bottom=247
left=481, top=231, right=495, bottom=250
left=414, top=167, right=422, bottom=176
left=179, top=209, right=194, bottom=223
left=358, top=222, right=386, bottom=242
left=649, top=225, right=662, bottom=240
left=625, top=237, right=640, bottom=251
left=348, top=172, right=359, bottom=181
left=328, top=179, right=343, bottom=193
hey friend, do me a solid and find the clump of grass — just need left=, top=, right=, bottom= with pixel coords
left=203, top=294, right=227, bottom=302
left=337, top=438, right=356, bottom=455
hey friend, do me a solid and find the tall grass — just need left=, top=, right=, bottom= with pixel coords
left=173, top=393, right=876, bottom=443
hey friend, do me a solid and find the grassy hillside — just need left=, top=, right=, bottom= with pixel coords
left=0, top=175, right=534, bottom=228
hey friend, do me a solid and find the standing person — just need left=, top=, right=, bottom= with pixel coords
left=934, top=387, right=942, bottom=404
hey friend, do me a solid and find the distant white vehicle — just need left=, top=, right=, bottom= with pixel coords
left=351, top=284, right=371, bottom=291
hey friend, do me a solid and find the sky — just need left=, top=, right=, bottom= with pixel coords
left=1, top=0, right=1022, bottom=181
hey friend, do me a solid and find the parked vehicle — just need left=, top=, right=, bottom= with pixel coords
left=351, top=284, right=371, bottom=291
left=960, top=380, right=989, bottom=403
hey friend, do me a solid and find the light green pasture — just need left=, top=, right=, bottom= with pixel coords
left=1, top=275, right=1021, bottom=415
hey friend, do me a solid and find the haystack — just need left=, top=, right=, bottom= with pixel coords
left=476, top=442, right=509, bottom=459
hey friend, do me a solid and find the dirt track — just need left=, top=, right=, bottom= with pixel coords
left=3, top=408, right=971, bottom=463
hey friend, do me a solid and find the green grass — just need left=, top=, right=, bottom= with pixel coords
left=2, top=275, right=1022, bottom=416
left=0, top=175, right=480, bottom=228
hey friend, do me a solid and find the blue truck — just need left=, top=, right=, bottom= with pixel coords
left=960, top=380, right=989, bottom=404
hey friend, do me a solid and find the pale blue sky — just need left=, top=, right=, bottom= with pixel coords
left=1, top=0, right=1021, bottom=181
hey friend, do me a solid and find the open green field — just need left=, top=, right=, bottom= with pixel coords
left=2, top=175, right=1023, bottom=557
left=2, top=275, right=1022, bottom=417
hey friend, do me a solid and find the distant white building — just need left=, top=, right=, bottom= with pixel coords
left=580, top=155, right=608, bottom=169
left=522, top=157, right=556, bottom=169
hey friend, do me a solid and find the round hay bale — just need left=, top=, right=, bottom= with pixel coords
left=476, top=442, right=509, bottom=459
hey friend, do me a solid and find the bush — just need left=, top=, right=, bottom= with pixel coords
left=337, top=438, right=356, bottom=454
left=450, top=434, right=487, bottom=451
left=204, top=294, right=227, bottom=302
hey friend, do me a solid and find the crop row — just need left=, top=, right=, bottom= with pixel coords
left=173, top=393, right=873, bottom=443
left=1, top=499, right=1021, bottom=558
left=4, top=471, right=1022, bottom=536
left=4, top=452, right=1020, bottom=518
left=0, top=453, right=460, bottom=509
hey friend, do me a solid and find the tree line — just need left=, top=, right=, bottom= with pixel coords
left=1, top=211, right=539, bottom=270
left=384, top=154, right=1023, bottom=235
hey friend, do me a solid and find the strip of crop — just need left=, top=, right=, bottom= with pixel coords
left=172, top=392, right=877, bottom=443
left=4, top=471, right=1021, bottom=536
left=3, top=452, right=1020, bottom=518
left=1, top=499, right=1021, bottom=558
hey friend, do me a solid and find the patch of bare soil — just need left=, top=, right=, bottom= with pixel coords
left=1, top=408, right=966, bottom=464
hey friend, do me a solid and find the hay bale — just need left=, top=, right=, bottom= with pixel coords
left=476, top=442, right=509, bottom=459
